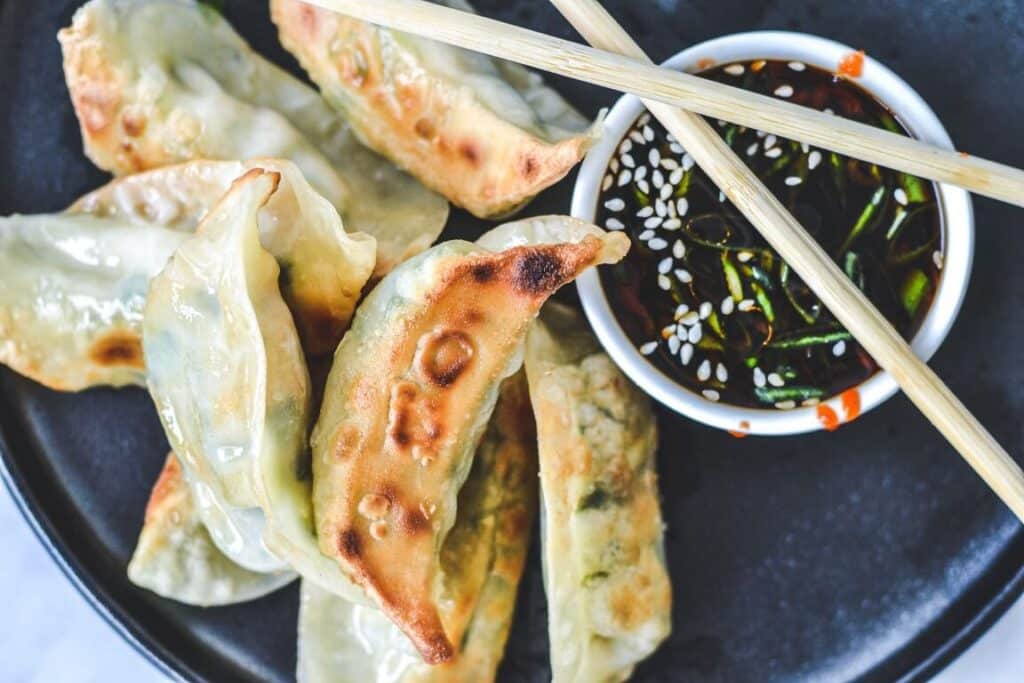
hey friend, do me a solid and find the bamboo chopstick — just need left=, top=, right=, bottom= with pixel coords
left=541, top=0, right=1024, bottom=522
left=300, top=0, right=1024, bottom=522
left=303, top=0, right=1024, bottom=208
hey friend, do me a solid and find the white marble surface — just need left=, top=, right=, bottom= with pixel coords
left=2, top=483, right=1022, bottom=683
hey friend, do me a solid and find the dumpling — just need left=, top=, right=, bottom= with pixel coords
left=144, top=168, right=366, bottom=602
left=271, top=0, right=599, bottom=218
left=310, top=216, right=628, bottom=663
left=298, top=373, right=537, bottom=682
left=0, top=159, right=374, bottom=392
left=128, top=453, right=295, bottom=606
left=59, top=0, right=447, bottom=275
left=524, top=303, right=672, bottom=683
left=73, top=158, right=377, bottom=354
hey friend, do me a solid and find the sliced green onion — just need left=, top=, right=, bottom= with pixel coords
left=843, top=252, right=865, bottom=291
left=754, top=385, right=827, bottom=404
left=838, top=185, right=886, bottom=254
left=768, top=329, right=852, bottom=349
left=898, top=173, right=928, bottom=203
left=721, top=252, right=744, bottom=301
left=899, top=268, right=931, bottom=317
left=752, top=282, right=775, bottom=322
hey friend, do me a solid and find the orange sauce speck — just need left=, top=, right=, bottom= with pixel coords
left=816, top=404, right=841, bottom=431
left=729, top=420, right=751, bottom=438
left=837, top=50, right=865, bottom=78
left=751, top=59, right=767, bottom=73
left=959, top=151, right=970, bottom=158
left=840, top=389, right=862, bottom=422
left=697, top=57, right=716, bottom=70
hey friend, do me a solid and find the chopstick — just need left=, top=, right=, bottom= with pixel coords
left=300, top=0, right=1024, bottom=523
left=302, top=0, right=1024, bottom=209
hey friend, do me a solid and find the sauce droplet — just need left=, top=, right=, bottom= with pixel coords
left=837, top=50, right=865, bottom=78
left=728, top=420, right=751, bottom=438
left=816, top=404, right=841, bottom=431
left=840, top=389, right=862, bottom=422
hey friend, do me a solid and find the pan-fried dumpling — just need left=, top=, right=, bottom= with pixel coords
left=524, top=303, right=671, bottom=683
left=128, top=454, right=295, bottom=606
left=271, top=0, right=599, bottom=218
left=59, top=0, right=447, bottom=275
left=73, top=159, right=376, bottom=354
left=144, top=169, right=367, bottom=604
left=298, top=374, right=537, bottom=682
left=310, top=216, right=628, bottom=663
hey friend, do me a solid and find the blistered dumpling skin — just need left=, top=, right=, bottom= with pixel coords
left=59, top=0, right=447, bottom=276
left=298, top=374, right=537, bottom=682
left=525, top=303, right=672, bottom=683
left=270, top=0, right=599, bottom=218
left=311, top=217, right=626, bottom=663
left=128, top=454, right=295, bottom=607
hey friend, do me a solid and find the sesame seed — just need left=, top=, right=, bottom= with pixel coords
left=738, top=298, right=756, bottom=312
left=619, top=139, right=632, bottom=154
left=672, top=240, right=686, bottom=258
left=824, top=107, right=835, bottom=115
left=670, top=142, right=685, bottom=154
left=716, top=362, right=729, bottom=383
left=662, top=324, right=677, bottom=338
left=629, top=130, right=645, bottom=144
left=746, top=143, right=759, bottom=157
left=644, top=216, right=663, bottom=229
left=676, top=323, right=688, bottom=338
left=610, top=158, right=620, bottom=173
left=784, top=176, right=803, bottom=186
left=721, top=297, right=736, bottom=315
left=603, top=197, right=625, bottom=211
left=697, top=359, right=712, bottom=381
left=639, top=112, right=652, bottom=126
left=756, top=130, right=767, bottom=138
left=788, top=61, right=806, bottom=71
left=663, top=217, right=682, bottom=230
left=638, top=229, right=655, bottom=241
left=621, top=153, right=636, bottom=168
left=765, top=134, right=778, bottom=149
left=655, top=199, right=667, bottom=216
left=668, top=335, right=681, bottom=354
left=719, top=191, right=727, bottom=203
left=637, top=179, right=650, bottom=194
left=657, top=274, right=671, bottom=290
left=667, top=132, right=676, bottom=142
left=717, top=119, right=727, bottom=127
left=703, top=389, right=721, bottom=402
left=635, top=166, right=648, bottom=181
left=653, top=170, right=665, bottom=189
left=667, top=201, right=677, bottom=218
left=894, top=187, right=908, bottom=206
left=801, top=142, right=810, bottom=153
left=753, top=367, right=766, bottom=388
left=933, top=250, right=944, bottom=270
left=640, top=341, right=658, bottom=355
left=699, top=301, right=713, bottom=319
left=680, top=311, right=700, bottom=325
left=765, top=147, right=783, bottom=159
left=675, top=304, right=689, bottom=319
left=802, top=398, right=821, bottom=406
left=649, top=148, right=661, bottom=166
left=737, top=251, right=754, bottom=263
left=643, top=125, right=655, bottom=141
left=676, top=198, right=689, bottom=216
left=675, top=268, right=693, bottom=283
left=657, top=257, right=673, bottom=274
left=669, top=168, right=684, bottom=185
left=774, top=84, right=795, bottom=98
left=649, top=238, right=669, bottom=250
left=767, top=372, right=785, bottom=387
left=605, top=217, right=624, bottom=230
left=661, top=158, right=680, bottom=170
left=638, top=206, right=654, bottom=217
left=680, top=343, right=694, bottom=365
left=682, top=154, right=695, bottom=170
left=832, top=340, right=847, bottom=357
left=618, top=170, right=632, bottom=186
left=724, top=64, right=745, bottom=76
left=688, top=324, right=702, bottom=343
left=660, top=184, right=673, bottom=200
left=808, top=150, right=822, bottom=170
left=602, top=174, right=613, bottom=191
left=775, top=400, right=796, bottom=410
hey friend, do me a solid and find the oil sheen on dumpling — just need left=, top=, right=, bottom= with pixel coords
left=271, top=0, right=599, bottom=218
left=128, top=454, right=296, bottom=607
left=144, top=168, right=369, bottom=599
left=310, top=216, right=627, bottom=663
left=298, top=374, right=537, bottom=682
left=524, top=303, right=671, bottom=683
left=59, top=0, right=447, bottom=275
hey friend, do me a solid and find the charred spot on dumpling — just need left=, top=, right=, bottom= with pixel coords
left=417, top=330, right=474, bottom=387
left=520, top=153, right=539, bottom=181
left=471, top=262, right=496, bottom=283
left=512, top=249, right=567, bottom=296
left=398, top=504, right=431, bottom=535
left=387, top=381, right=444, bottom=452
left=144, top=455, right=180, bottom=523
left=414, top=117, right=436, bottom=139
left=338, top=528, right=361, bottom=558
left=121, top=110, right=146, bottom=137
left=90, top=330, right=144, bottom=368
left=457, top=140, right=481, bottom=166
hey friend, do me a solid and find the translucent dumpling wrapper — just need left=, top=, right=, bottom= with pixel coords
left=310, top=216, right=628, bottom=663
left=270, top=0, right=600, bottom=218
left=524, top=303, right=672, bottom=683
left=128, top=453, right=296, bottom=606
left=59, top=0, right=447, bottom=276
left=298, top=373, right=537, bottom=682
left=144, top=169, right=367, bottom=603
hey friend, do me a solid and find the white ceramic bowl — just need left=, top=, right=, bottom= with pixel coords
left=573, top=31, right=974, bottom=436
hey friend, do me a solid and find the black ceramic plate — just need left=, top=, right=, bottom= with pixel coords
left=2, top=1, right=1024, bottom=682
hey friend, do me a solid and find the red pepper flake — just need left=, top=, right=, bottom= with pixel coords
left=840, top=389, right=862, bottom=422
left=728, top=420, right=751, bottom=438
left=816, top=404, right=841, bottom=432
left=837, top=50, right=865, bottom=78
left=750, top=59, right=767, bottom=73
left=697, top=57, right=716, bottom=70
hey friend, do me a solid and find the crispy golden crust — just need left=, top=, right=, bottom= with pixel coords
left=314, top=238, right=614, bottom=663
left=270, top=0, right=594, bottom=218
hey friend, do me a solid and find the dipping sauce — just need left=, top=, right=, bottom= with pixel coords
left=597, top=59, right=942, bottom=410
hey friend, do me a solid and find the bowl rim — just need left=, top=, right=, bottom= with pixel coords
left=573, top=30, right=975, bottom=436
